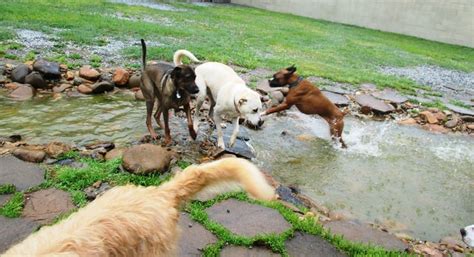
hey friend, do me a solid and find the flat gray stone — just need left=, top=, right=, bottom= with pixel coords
left=285, top=232, right=347, bottom=257
left=372, top=89, right=408, bottom=104
left=206, top=199, right=291, bottom=237
left=322, top=91, right=350, bottom=106
left=0, top=216, right=39, bottom=253
left=211, top=126, right=255, bottom=159
left=445, top=104, right=474, bottom=116
left=177, top=213, right=218, bottom=257
left=321, top=85, right=353, bottom=95
left=324, top=220, right=407, bottom=251
left=22, top=188, right=75, bottom=225
left=220, top=246, right=280, bottom=257
left=0, top=155, right=45, bottom=191
left=355, top=94, right=395, bottom=113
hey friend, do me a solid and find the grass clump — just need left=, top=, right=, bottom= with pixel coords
left=0, top=192, right=25, bottom=218
left=0, top=184, right=16, bottom=195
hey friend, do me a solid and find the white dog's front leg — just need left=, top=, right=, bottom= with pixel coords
left=229, top=117, right=240, bottom=147
left=214, top=112, right=225, bottom=149
left=193, top=99, right=203, bottom=132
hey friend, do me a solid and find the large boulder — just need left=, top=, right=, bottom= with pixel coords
left=11, top=64, right=30, bottom=83
left=8, top=85, right=34, bottom=101
left=128, top=73, right=141, bottom=88
left=112, top=68, right=130, bottom=86
left=79, top=65, right=101, bottom=81
left=122, top=144, right=172, bottom=174
left=90, top=81, right=114, bottom=94
left=24, top=71, right=47, bottom=89
left=45, top=142, right=72, bottom=158
left=12, top=148, right=46, bottom=163
left=33, top=59, right=61, bottom=79
left=77, top=84, right=93, bottom=94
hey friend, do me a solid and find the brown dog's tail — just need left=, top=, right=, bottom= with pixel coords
left=159, top=158, right=276, bottom=206
left=140, top=39, right=147, bottom=70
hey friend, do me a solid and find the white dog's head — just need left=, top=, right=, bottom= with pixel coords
left=235, top=90, right=264, bottom=128
left=461, top=225, right=474, bottom=247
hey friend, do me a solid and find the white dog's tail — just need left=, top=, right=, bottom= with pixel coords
left=160, top=158, right=276, bottom=204
left=173, top=49, right=200, bottom=66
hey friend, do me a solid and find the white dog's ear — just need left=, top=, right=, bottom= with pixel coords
left=239, top=98, right=247, bottom=105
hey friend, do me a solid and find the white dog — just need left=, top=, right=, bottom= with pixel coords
left=461, top=225, right=474, bottom=247
left=174, top=50, right=264, bottom=149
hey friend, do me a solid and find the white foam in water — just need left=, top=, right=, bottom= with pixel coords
left=431, top=143, right=474, bottom=163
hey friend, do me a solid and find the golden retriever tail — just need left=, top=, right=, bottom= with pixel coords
left=173, top=49, right=200, bottom=66
left=140, top=38, right=147, bottom=70
left=160, top=158, right=276, bottom=205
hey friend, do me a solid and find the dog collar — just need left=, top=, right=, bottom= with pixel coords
left=288, top=76, right=303, bottom=89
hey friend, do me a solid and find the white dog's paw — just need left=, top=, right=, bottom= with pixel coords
left=217, top=142, right=226, bottom=149
left=193, top=121, right=199, bottom=132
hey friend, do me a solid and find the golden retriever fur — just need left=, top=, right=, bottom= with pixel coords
left=2, top=158, right=276, bottom=257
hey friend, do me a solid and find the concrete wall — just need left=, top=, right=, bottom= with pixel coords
left=231, top=0, right=474, bottom=48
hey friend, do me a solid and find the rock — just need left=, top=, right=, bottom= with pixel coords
left=135, top=89, right=145, bottom=101
left=328, top=210, right=352, bottom=221
left=206, top=199, right=291, bottom=237
left=85, top=141, right=115, bottom=151
left=324, top=220, right=408, bottom=251
left=398, top=118, right=417, bottom=125
left=104, top=148, right=125, bottom=160
left=445, top=116, right=459, bottom=128
left=322, top=91, right=350, bottom=106
left=460, top=115, right=474, bottom=122
left=432, top=111, right=446, bottom=121
left=8, top=84, right=34, bottom=100
left=270, top=90, right=284, bottom=105
left=22, top=188, right=74, bottom=225
left=211, top=126, right=256, bottom=159
left=412, top=244, right=443, bottom=257
left=90, top=81, right=114, bottom=94
left=220, top=246, right=280, bottom=257
left=296, top=134, right=317, bottom=141
left=440, top=236, right=465, bottom=251
left=52, top=83, right=72, bottom=93
left=5, top=82, right=20, bottom=90
left=11, top=64, right=30, bottom=83
left=321, top=85, right=353, bottom=95
left=45, top=142, right=71, bottom=158
left=66, top=71, right=75, bottom=80
left=59, top=64, right=68, bottom=72
left=84, top=182, right=111, bottom=200
left=128, top=73, right=141, bottom=88
left=446, top=104, right=474, bottom=116
left=0, top=216, right=39, bottom=253
left=467, top=124, right=474, bottom=130
left=422, top=124, right=449, bottom=133
left=372, top=89, right=408, bottom=104
left=122, top=144, right=172, bottom=174
left=77, top=84, right=93, bottom=94
left=0, top=75, right=5, bottom=84
left=24, top=71, right=47, bottom=89
left=355, top=94, right=395, bottom=113
left=0, top=155, right=45, bottom=191
left=112, top=68, right=130, bottom=86
left=66, top=90, right=86, bottom=98
left=256, top=79, right=273, bottom=95
left=73, top=76, right=94, bottom=86
left=286, top=232, right=348, bottom=257
left=177, top=213, right=218, bottom=257
left=12, top=148, right=46, bottom=163
left=420, top=111, right=438, bottom=124
left=33, top=59, right=61, bottom=79
left=276, top=185, right=304, bottom=207
left=0, top=134, right=22, bottom=145
left=79, top=65, right=101, bottom=81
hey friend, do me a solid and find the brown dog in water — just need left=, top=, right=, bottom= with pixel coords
left=262, top=65, right=347, bottom=148
left=140, top=39, right=199, bottom=145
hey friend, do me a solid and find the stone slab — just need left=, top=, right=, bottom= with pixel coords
left=355, top=94, right=395, bottom=113
left=322, top=91, right=350, bottom=106
left=177, top=213, right=218, bottom=257
left=0, top=216, right=39, bottom=254
left=0, top=155, right=45, bottom=191
left=285, top=232, right=348, bottom=257
left=220, top=246, right=281, bottom=257
left=22, top=188, right=75, bottom=225
left=206, top=199, right=291, bottom=237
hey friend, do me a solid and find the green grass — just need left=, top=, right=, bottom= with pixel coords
left=0, top=192, right=25, bottom=218
left=0, top=0, right=472, bottom=94
left=449, top=99, right=472, bottom=110
left=0, top=184, right=16, bottom=195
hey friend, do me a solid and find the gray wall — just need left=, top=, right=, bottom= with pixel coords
left=231, top=0, right=474, bottom=48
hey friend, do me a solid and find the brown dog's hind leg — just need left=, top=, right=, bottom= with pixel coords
left=329, top=117, right=347, bottom=148
left=162, top=109, right=172, bottom=146
left=146, top=100, right=158, bottom=140
left=154, top=103, right=164, bottom=129
left=184, top=103, right=197, bottom=140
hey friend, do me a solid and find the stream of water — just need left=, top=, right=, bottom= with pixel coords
left=0, top=92, right=472, bottom=241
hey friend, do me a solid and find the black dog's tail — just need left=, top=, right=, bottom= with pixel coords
left=140, top=39, right=147, bottom=70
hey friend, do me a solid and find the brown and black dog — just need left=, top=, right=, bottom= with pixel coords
left=140, top=39, right=199, bottom=145
left=262, top=65, right=347, bottom=148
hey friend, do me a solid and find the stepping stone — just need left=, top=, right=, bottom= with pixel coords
left=276, top=185, right=304, bottom=207
left=22, top=188, right=75, bottom=225
left=122, top=144, right=172, bottom=174
left=0, top=155, right=45, bottom=191
left=211, top=126, right=255, bottom=159
left=445, top=104, right=474, bottom=116
left=321, top=85, right=353, bottom=95
left=324, top=220, right=407, bottom=251
left=206, top=199, right=291, bottom=237
left=285, top=232, right=348, bottom=257
left=322, top=91, right=350, bottom=106
left=220, top=246, right=280, bottom=257
left=355, top=94, right=395, bottom=113
left=372, top=89, right=408, bottom=104
left=0, top=216, right=39, bottom=253
left=177, top=213, right=218, bottom=257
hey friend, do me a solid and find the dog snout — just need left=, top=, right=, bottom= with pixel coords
left=258, top=119, right=264, bottom=127
left=189, top=85, right=199, bottom=94
left=461, top=228, right=467, bottom=237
